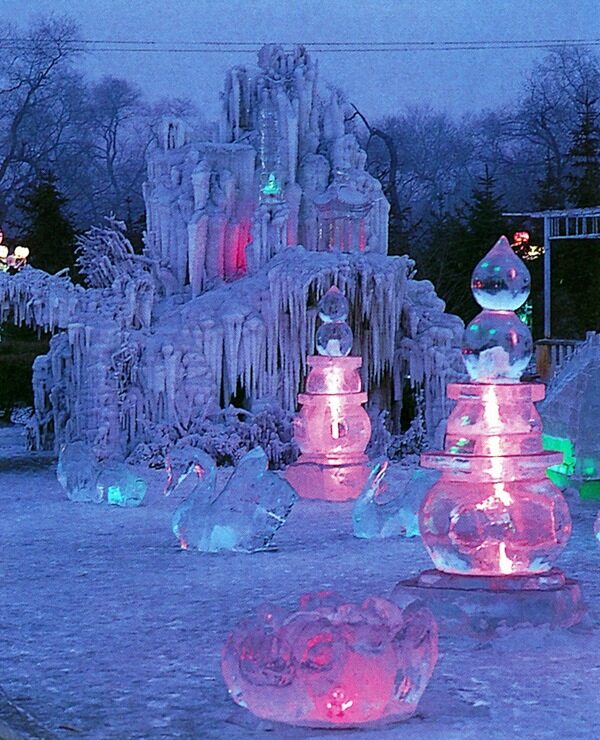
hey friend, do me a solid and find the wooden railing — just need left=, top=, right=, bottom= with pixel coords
left=535, top=332, right=598, bottom=381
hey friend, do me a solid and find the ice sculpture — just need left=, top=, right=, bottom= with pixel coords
left=57, top=442, right=102, bottom=503
left=315, top=286, right=353, bottom=357
left=353, top=460, right=439, bottom=539
left=172, top=447, right=297, bottom=552
left=0, top=47, right=464, bottom=462
left=57, top=442, right=148, bottom=506
left=540, top=332, right=600, bottom=499
left=463, top=237, right=533, bottom=382
left=221, top=592, right=438, bottom=728
left=96, top=461, right=147, bottom=507
left=285, top=288, right=372, bottom=501
left=418, top=237, right=571, bottom=575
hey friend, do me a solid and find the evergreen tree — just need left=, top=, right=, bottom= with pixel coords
left=20, top=172, right=77, bottom=275
left=464, top=166, right=507, bottom=249
left=535, top=152, right=566, bottom=209
left=567, top=95, right=600, bottom=208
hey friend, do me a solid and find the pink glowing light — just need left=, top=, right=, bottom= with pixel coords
left=221, top=593, right=438, bottom=728
left=418, top=237, right=571, bottom=577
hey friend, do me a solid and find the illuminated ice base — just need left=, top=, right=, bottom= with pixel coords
left=285, top=455, right=371, bottom=502
left=392, top=568, right=586, bottom=638
left=419, top=382, right=571, bottom=576
left=222, top=592, right=438, bottom=728
left=285, top=356, right=372, bottom=501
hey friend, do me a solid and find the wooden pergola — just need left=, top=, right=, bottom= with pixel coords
left=504, top=206, right=600, bottom=337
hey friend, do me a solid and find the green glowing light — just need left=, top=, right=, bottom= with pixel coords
left=470, top=324, right=479, bottom=331
left=261, top=172, right=281, bottom=196
left=460, top=415, right=471, bottom=426
left=481, top=261, right=489, bottom=268
left=580, top=480, right=600, bottom=500
left=489, top=328, right=497, bottom=335
left=457, top=438, right=469, bottom=447
left=493, top=265, right=501, bottom=272
left=107, top=485, right=125, bottom=505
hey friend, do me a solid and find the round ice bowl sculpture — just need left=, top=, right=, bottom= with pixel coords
left=463, top=236, right=533, bottom=382
left=221, top=592, right=438, bottom=728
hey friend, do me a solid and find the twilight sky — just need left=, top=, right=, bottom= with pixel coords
left=2, top=0, right=599, bottom=121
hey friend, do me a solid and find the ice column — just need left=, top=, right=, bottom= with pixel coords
left=418, top=237, right=571, bottom=576
left=285, top=286, right=371, bottom=501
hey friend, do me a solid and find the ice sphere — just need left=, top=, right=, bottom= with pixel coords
left=57, top=441, right=102, bottom=503
left=96, top=460, right=147, bottom=507
left=471, top=236, right=530, bottom=310
left=318, top=286, right=349, bottom=322
left=353, top=460, right=440, bottom=539
left=463, top=309, right=532, bottom=382
left=221, top=592, right=438, bottom=727
left=172, top=447, right=297, bottom=552
left=316, top=321, right=353, bottom=357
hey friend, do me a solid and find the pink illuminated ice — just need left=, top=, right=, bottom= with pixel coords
left=418, top=238, right=572, bottom=576
left=221, top=592, right=438, bottom=727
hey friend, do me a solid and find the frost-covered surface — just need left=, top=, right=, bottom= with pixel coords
left=2, top=423, right=600, bottom=739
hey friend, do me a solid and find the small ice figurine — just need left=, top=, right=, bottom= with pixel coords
left=57, top=441, right=102, bottom=503
left=353, top=460, right=440, bottom=539
left=172, top=447, right=297, bottom=553
left=463, top=236, right=533, bottom=382
left=316, top=286, right=353, bottom=357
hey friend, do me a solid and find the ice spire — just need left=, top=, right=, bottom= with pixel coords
left=316, top=286, right=353, bottom=357
left=462, top=236, right=533, bottom=382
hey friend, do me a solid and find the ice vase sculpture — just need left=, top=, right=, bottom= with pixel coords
left=395, top=237, right=585, bottom=635
left=221, top=592, right=438, bottom=728
left=285, top=287, right=372, bottom=501
left=419, top=236, right=571, bottom=576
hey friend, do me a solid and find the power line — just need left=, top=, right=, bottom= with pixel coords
left=1, top=37, right=600, bottom=53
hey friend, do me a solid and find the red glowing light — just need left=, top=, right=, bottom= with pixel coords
left=512, top=231, right=530, bottom=246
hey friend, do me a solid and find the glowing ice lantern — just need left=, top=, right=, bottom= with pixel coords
left=285, top=287, right=372, bottom=501
left=419, top=236, right=572, bottom=576
left=221, top=592, right=438, bottom=728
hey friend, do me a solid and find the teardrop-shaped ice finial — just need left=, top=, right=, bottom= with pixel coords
left=471, top=236, right=531, bottom=311
left=318, top=286, right=349, bottom=323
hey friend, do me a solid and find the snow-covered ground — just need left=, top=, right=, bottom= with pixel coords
left=1, top=422, right=600, bottom=739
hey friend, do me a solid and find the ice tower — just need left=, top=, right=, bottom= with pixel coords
left=285, top=286, right=371, bottom=501
left=394, top=237, right=585, bottom=635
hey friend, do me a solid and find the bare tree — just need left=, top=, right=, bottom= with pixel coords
left=0, top=15, right=81, bottom=226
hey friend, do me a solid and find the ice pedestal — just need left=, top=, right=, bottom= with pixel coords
left=393, top=569, right=585, bottom=638
left=221, top=592, right=438, bottom=728
left=285, top=356, right=371, bottom=501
